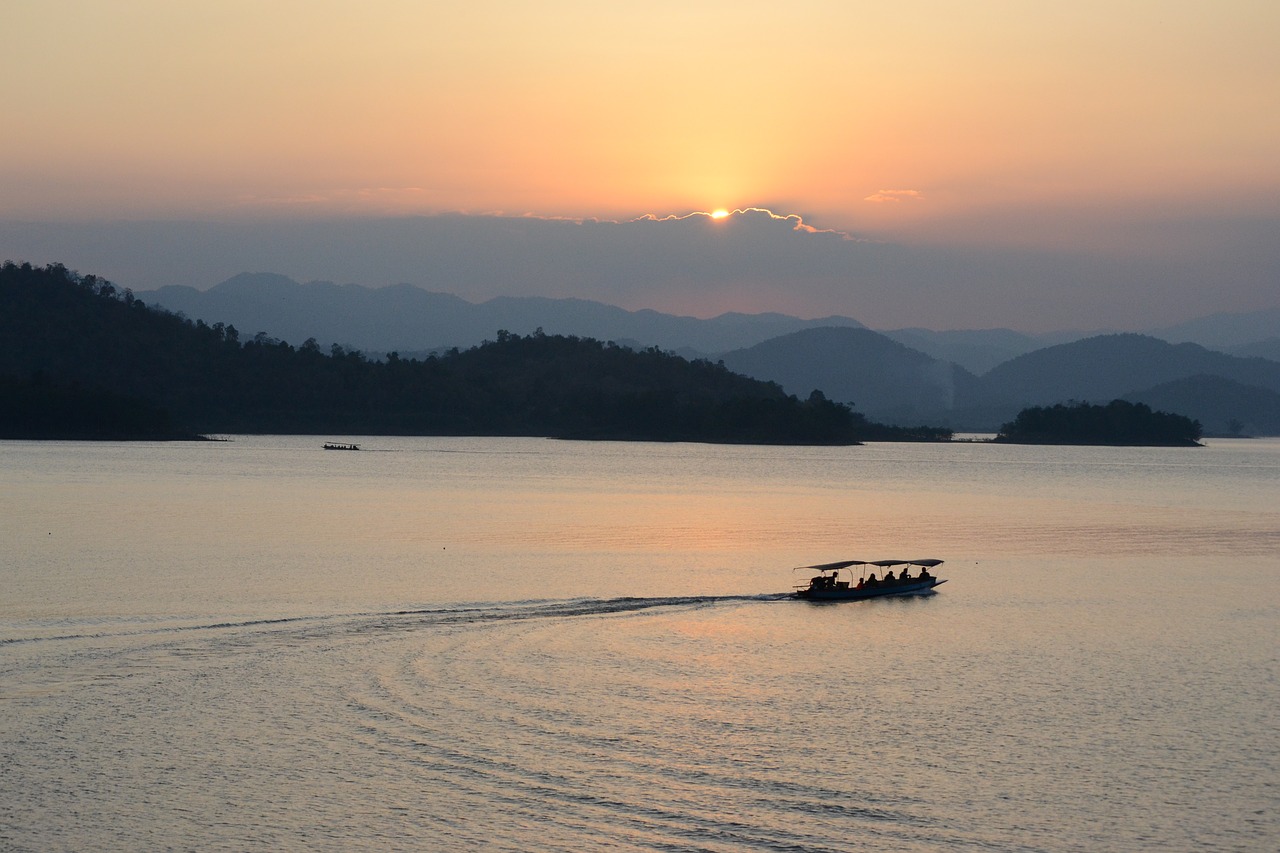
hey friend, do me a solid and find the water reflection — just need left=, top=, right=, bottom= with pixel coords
left=1, top=437, right=1277, bottom=849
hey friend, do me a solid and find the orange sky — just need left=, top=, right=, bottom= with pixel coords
left=3, top=1, right=1278, bottom=329
left=5, top=1, right=1277, bottom=244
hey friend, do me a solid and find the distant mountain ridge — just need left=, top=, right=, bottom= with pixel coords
left=139, top=274, right=1279, bottom=374
left=139, top=274, right=865, bottom=356
left=877, top=327, right=1041, bottom=375
left=970, top=334, right=1280, bottom=407
left=719, top=327, right=978, bottom=425
left=949, top=334, right=1280, bottom=431
left=134, top=273, right=1280, bottom=433
left=721, top=329, right=1280, bottom=433
left=1, top=262, right=889, bottom=444
left=1122, top=375, right=1280, bottom=436
left=1148, top=307, right=1280, bottom=350
left=1228, top=338, right=1280, bottom=361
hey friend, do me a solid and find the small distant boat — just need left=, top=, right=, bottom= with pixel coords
left=323, top=442, right=360, bottom=451
left=793, top=559, right=946, bottom=601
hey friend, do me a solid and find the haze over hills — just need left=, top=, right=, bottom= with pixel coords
left=1145, top=309, right=1280, bottom=362
left=720, top=329, right=1280, bottom=433
left=1121, top=376, right=1280, bottom=437
left=1148, top=308, right=1280, bottom=350
left=1230, top=338, right=1280, bottom=361
left=719, top=328, right=978, bottom=426
left=876, top=327, right=1042, bottom=376
left=139, top=274, right=865, bottom=358
left=132, top=274, right=1280, bottom=433
left=2, top=262, right=896, bottom=444
left=139, top=274, right=1280, bottom=373
left=953, top=334, right=1280, bottom=431
left=969, top=334, right=1280, bottom=407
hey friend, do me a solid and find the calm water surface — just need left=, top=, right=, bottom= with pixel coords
left=2, top=437, right=1277, bottom=850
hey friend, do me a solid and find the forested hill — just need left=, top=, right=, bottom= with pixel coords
left=995, top=400, right=1202, bottom=447
left=0, top=262, right=947, bottom=444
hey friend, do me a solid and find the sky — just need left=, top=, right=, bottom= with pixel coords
left=2, top=1, right=1277, bottom=331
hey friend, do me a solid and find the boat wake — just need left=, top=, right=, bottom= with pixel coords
left=2, top=593, right=790, bottom=646
left=393, top=592, right=790, bottom=622
left=0, top=586, right=948, bottom=852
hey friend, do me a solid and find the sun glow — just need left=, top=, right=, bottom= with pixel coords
left=710, top=209, right=730, bottom=219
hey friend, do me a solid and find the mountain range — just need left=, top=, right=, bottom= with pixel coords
left=716, top=329, right=1280, bottom=434
left=136, top=274, right=1280, bottom=434
left=140, top=274, right=865, bottom=358
left=2, top=262, right=893, bottom=444
left=944, top=334, right=1280, bottom=434
left=718, top=328, right=977, bottom=426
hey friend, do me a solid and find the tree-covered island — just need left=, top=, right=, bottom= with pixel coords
left=1, top=262, right=951, bottom=444
left=995, top=399, right=1202, bottom=446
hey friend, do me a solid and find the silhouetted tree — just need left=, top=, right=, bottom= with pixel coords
left=996, top=399, right=1201, bottom=446
left=0, top=261, right=953, bottom=443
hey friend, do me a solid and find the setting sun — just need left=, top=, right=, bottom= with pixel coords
left=710, top=209, right=730, bottom=219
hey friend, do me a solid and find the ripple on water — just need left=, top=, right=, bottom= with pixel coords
left=2, top=588, right=1277, bottom=851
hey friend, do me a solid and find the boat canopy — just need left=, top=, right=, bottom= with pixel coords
left=795, top=558, right=944, bottom=572
left=794, top=560, right=869, bottom=572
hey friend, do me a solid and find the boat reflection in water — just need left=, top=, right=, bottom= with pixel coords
left=793, top=559, right=946, bottom=601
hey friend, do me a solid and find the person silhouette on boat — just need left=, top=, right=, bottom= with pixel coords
left=884, top=569, right=896, bottom=583
left=919, top=566, right=932, bottom=581
left=866, top=572, right=878, bottom=587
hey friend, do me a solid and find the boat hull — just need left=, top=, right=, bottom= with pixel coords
left=794, top=578, right=946, bottom=601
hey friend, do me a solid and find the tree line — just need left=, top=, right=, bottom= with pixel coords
left=0, top=262, right=951, bottom=444
left=995, top=399, right=1202, bottom=446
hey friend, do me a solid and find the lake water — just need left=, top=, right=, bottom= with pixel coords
left=2, top=436, right=1277, bottom=851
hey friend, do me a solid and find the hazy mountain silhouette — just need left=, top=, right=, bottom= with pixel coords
left=1123, top=375, right=1280, bottom=437
left=141, top=273, right=1277, bottom=369
left=3, top=262, right=904, bottom=444
left=719, top=327, right=978, bottom=425
left=133, top=273, right=1280, bottom=434
left=878, top=327, right=1042, bottom=375
left=1148, top=307, right=1280, bottom=351
left=707, top=329, right=1280, bottom=433
left=139, top=274, right=865, bottom=355
left=958, top=334, right=1280, bottom=427
left=1228, top=338, right=1280, bottom=361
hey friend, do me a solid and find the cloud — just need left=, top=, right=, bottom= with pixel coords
left=2, top=208, right=1276, bottom=331
left=864, top=189, right=923, bottom=204
left=632, top=207, right=856, bottom=240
